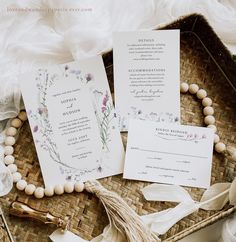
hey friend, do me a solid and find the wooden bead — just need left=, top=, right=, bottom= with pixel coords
left=5, top=136, right=16, bottom=146
left=214, top=134, right=220, bottom=144
left=11, top=118, right=22, bottom=128
left=4, top=155, right=15, bottom=165
left=18, top=111, right=28, bottom=121
left=44, top=186, right=54, bottom=197
left=54, top=184, right=64, bottom=195
left=8, top=164, right=17, bottom=173
left=74, top=182, right=84, bottom=193
left=64, top=182, right=74, bottom=193
left=180, top=83, right=189, bottom=93
left=16, top=180, right=27, bottom=191
left=196, top=89, right=207, bottom=99
left=12, top=172, right=22, bottom=183
left=207, top=124, right=217, bottom=133
left=215, top=142, right=226, bottom=153
left=204, top=115, right=215, bottom=125
left=34, top=187, right=45, bottom=199
left=202, top=97, right=212, bottom=107
left=6, top=127, right=17, bottom=136
left=189, top=84, right=199, bottom=94
left=4, top=146, right=14, bottom=155
left=25, top=184, right=36, bottom=195
left=203, top=106, right=214, bottom=116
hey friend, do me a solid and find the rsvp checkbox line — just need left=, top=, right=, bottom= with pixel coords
left=130, top=147, right=208, bottom=159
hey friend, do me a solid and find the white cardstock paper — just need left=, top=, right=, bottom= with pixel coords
left=21, top=56, right=124, bottom=187
left=113, top=30, right=180, bottom=131
left=124, top=119, right=214, bottom=188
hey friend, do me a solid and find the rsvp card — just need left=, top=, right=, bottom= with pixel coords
left=21, top=56, right=124, bottom=187
left=113, top=30, right=180, bottom=131
left=124, top=119, right=214, bottom=188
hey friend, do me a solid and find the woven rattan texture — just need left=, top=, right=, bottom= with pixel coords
left=0, top=16, right=236, bottom=242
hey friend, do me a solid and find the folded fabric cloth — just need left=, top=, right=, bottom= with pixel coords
left=0, top=145, right=13, bottom=196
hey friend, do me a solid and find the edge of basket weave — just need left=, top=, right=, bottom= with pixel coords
left=164, top=206, right=236, bottom=242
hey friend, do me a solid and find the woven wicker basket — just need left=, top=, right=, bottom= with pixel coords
left=0, top=14, right=236, bottom=242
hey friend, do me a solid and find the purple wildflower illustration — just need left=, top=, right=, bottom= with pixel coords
left=156, top=131, right=207, bottom=143
left=85, top=73, right=93, bottom=83
left=30, top=68, right=114, bottom=181
left=99, top=91, right=114, bottom=151
left=64, top=64, right=82, bottom=80
left=185, top=132, right=207, bottom=143
left=29, top=69, right=73, bottom=169
left=97, top=164, right=103, bottom=173
left=33, top=125, right=38, bottom=133
left=174, top=117, right=179, bottom=122
left=101, top=106, right=106, bottom=113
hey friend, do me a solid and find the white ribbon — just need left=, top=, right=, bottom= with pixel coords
left=50, top=182, right=236, bottom=242
left=141, top=201, right=200, bottom=235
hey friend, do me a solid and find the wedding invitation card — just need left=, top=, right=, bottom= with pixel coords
left=113, top=30, right=180, bottom=131
left=21, top=56, right=124, bottom=187
left=124, top=119, right=214, bottom=188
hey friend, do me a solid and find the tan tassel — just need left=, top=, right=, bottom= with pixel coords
left=85, top=180, right=159, bottom=242
left=226, top=146, right=236, bottom=162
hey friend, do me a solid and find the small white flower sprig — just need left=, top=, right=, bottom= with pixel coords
left=3, top=111, right=84, bottom=199
left=180, top=82, right=236, bottom=160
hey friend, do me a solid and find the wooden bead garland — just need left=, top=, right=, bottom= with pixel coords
left=3, top=85, right=236, bottom=199
left=44, top=186, right=54, bottom=197
left=180, top=82, right=236, bottom=160
left=3, top=111, right=85, bottom=199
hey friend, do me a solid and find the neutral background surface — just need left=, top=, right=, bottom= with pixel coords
left=0, top=1, right=236, bottom=241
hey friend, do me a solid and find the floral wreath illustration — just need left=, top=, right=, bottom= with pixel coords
left=29, top=66, right=114, bottom=181
left=117, top=106, right=179, bottom=130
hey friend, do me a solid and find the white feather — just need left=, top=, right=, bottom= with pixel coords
left=141, top=200, right=200, bottom=235
left=200, top=183, right=231, bottom=210
left=141, top=183, right=193, bottom=203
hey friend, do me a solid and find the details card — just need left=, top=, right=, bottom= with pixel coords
left=124, top=119, right=214, bottom=188
left=113, top=30, right=180, bottom=131
left=21, top=56, right=124, bottom=187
